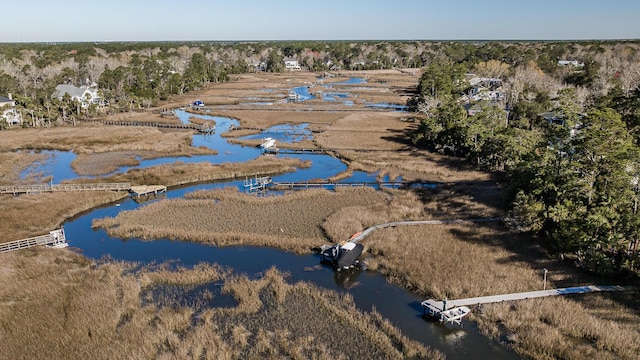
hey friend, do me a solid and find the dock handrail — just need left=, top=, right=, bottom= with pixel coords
left=0, top=182, right=131, bottom=195
left=0, top=229, right=67, bottom=253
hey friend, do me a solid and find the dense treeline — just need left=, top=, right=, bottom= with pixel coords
left=407, top=41, right=640, bottom=276
left=3, top=39, right=637, bottom=128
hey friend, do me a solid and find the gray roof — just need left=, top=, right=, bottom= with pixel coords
left=54, top=84, right=88, bottom=98
left=0, top=95, right=12, bottom=103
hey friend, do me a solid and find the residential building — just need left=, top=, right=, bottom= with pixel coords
left=53, top=83, right=101, bottom=108
left=0, top=94, right=22, bottom=126
left=284, top=58, right=301, bottom=71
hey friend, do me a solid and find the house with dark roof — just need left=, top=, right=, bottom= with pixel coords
left=0, top=94, right=22, bottom=126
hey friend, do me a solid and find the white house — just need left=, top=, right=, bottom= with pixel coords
left=53, top=84, right=101, bottom=108
left=558, top=60, right=584, bottom=67
left=0, top=94, right=22, bottom=126
left=284, top=58, right=301, bottom=71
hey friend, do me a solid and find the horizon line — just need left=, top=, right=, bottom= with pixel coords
left=1, top=38, right=640, bottom=45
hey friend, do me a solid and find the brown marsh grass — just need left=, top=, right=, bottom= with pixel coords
left=0, top=151, right=48, bottom=185
left=212, top=267, right=440, bottom=359
left=86, top=156, right=309, bottom=187
left=93, top=187, right=389, bottom=253
left=71, top=151, right=146, bottom=176
left=217, top=108, right=347, bottom=131
left=0, top=249, right=441, bottom=359
left=0, top=124, right=203, bottom=154
left=0, top=191, right=127, bottom=241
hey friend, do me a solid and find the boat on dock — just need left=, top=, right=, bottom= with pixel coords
left=320, top=241, right=364, bottom=271
left=422, top=299, right=472, bottom=325
left=439, top=306, right=471, bottom=325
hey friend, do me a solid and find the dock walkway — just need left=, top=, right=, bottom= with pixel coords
left=348, top=218, right=503, bottom=244
left=0, top=229, right=67, bottom=253
left=81, top=119, right=215, bottom=133
left=422, top=285, right=626, bottom=310
left=0, top=183, right=131, bottom=195
left=421, top=285, right=626, bottom=325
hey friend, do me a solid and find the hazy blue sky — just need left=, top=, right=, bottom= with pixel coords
left=2, top=0, right=639, bottom=42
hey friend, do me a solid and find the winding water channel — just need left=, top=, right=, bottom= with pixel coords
left=39, top=109, right=520, bottom=359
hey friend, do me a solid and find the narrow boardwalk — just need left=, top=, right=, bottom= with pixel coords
left=0, top=183, right=131, bottom=195
left=0, top=229, right=67, bottom=253
left=244, top=177, right=440, bottom=193
left=421, top=285, right=626, bottom=312
left=348, top=218, right=503, bottom=243
left=81, top=119, right=215, bottom=133
left=263, top=148, right=329, bottom=155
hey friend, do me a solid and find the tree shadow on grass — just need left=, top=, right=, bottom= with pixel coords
left=447, top=224, right=640, bottom=319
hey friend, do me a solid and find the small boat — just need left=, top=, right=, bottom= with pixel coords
left=320, top=241, right=364, bottom=270
left=260, top=137, right=276, bottom=150
left=439, top=306, right=471, bottom=325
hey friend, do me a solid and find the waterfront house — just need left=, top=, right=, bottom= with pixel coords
left=53, top=84, right=101, bottom=108
left=284, top=58, right=301, bottom=71
left=0, top=94, right=22, bottom=126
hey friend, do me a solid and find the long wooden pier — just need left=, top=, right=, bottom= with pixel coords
left=0, top=182, right=131, bottom=195
left=81, top=119, right=215, bottom=133
left=421, top=285, right=626, bottom=325
left=228, top=125, right=320, bottom=134
left=263, top=148, right=329, bottom=155
left=348, top=218, right=503, bottom=244
left=0, top=229, right=68, bottom=253
left=243, top=177, right=440, bottom=193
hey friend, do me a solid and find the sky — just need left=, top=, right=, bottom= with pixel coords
left=1, top=0, right=639, bottom=42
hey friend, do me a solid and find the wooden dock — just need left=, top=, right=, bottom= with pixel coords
left=0, top=229, right=68, bottom=253
left=0, top=182, right=131, bottom=195
left=244, top=176, right=273, bottom=193
left=272, top=181, right=398, bottom=189
left=129, top=185, right=167, bottom=199
left=242, top=179, right=440, bottom=193
left=348, top=218, right=503, bottom=244
left=81, top=119, right=215, bottom=133
left=421, top=285, right=626, bottom=325
left=262, top=148, right=329, bottom=155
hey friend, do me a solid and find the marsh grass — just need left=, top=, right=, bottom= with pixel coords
left=93, top=187, right=389, bottom=253
left=70, top=147, right=217, bottom=177
left=0, top=191, right=128, bottom=241
left=0, top=249, right=441, bottom=359
left=77, top=156, right=308, bottom=187
left=0, top=125, right=184, bottom=152
left=0, top=151, right=48, bottom=185
left=212, top=267, right=440, bottom=359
